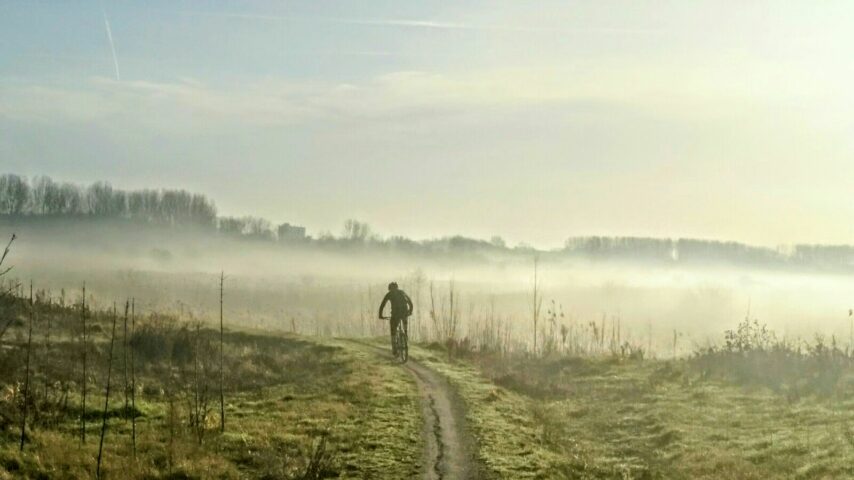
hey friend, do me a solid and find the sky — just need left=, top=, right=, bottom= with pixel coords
left=1, top=0, right=853, bottom=248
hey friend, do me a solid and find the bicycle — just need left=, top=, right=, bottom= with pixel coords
left=381, top=316, right=409, bottom=363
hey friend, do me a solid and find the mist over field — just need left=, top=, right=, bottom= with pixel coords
left=5, top=213, right=853, bottom=355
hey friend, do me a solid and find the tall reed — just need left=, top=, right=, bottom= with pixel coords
left=96, top=304, right=119, bottom=479
left=19, top=281, right=34, bottom=451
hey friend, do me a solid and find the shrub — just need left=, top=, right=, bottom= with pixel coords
left=691, top=318, right=854, bottom=397
left=130, top=315, right=196, bottom=366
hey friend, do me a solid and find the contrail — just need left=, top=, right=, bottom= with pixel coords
left=174, top=10, right=660, bottom=36
left=102, top=8, right=121, bottom=81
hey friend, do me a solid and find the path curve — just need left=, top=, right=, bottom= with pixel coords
left=352, top=341, right=476, bottom=480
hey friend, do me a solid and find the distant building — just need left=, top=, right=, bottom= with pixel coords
left=278, top=222, right=306, bottom=242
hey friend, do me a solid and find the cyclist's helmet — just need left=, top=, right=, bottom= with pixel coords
left=388, top=282, right=399, bottom=291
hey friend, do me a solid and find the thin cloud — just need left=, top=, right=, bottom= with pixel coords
left=174, top=10, right=660, bottom=36
left=279, top=50, right=396, bottom=57
left=0, top=69, right=575, bottom=127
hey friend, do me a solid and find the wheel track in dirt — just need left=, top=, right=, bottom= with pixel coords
left=348, top=341, right=477, bottom=480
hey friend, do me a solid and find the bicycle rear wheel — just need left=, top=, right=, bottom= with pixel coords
left=397, top=328, right=408, bottom=363
left=391, top=329, right=399, bottom=357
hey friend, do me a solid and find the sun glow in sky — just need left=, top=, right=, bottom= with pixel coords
left=2, top=1, right=853, bottom=247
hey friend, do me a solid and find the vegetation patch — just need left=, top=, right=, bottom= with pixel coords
left=0, top=294, right=422, bottom=479
left=428, top=320, right=854, bottom=479
left=404, top=344, right=564, bottom=479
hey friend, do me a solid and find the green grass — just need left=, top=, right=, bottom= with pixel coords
left=405, top=344, right=563, bottom=479
left=10, top=292, right=852, bottom=480
left=448, top=352, right=854, bottom=479
left=0, top=333, right=422, bottom=479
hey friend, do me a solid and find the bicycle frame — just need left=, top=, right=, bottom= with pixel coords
left=381, top=316, right=409, bottom=363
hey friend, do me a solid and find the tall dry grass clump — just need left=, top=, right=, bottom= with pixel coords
left=429, top=279, right=461, bottom=347
left=691, top=316, right=854, bottom=398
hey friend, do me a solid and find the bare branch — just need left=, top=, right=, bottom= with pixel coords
left=0, top=317, right=15, bottom=341
left=0, top=234, right=16, bottom=278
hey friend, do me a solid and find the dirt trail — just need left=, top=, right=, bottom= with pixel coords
left=406, top=357, right=475, bottom=480
left=353, top=342, right=477, bottom=480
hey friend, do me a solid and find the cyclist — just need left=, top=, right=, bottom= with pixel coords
left=378, top=282, right=413, bottom=355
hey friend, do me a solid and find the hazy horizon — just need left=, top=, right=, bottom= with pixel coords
left=7, top=172, right=854, bottom=252
left=4, top=216, right=853, bottom=356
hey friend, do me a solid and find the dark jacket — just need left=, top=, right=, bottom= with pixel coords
left=379, top=290, right=413, bottom=319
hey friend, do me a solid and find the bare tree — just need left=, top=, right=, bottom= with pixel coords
left=96, top=305, right=119, bottom=479
left=0, top=174, right=30, bottom=215
left=123, top=301, right=129, bottom=414
left=87, top=182, right=116, bottom=216
left=130, top=299, right=137, bottom=456
left=0, top=234, right=19, bottom=341
left=343, top=219, right=372, bottom=243
left=410, top=269, right=425, bottom=342
left=20, top=282, right=34, bottom=451
left=219, top=272, right=225, bottom=433
left=217, top=216, right=246, bottom=236
left=0, top=234, right=16, bottom=278
left=59, top=182, right=84, bottom=214
left=80, top=285, right=87, bottom=444
left=532, top=255, right=543, bottom=356
left=187, top=323, right=214, bottom=444
left=243, top=216, right=274, bottom=240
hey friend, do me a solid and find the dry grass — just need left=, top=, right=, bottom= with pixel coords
left=432, top=337, right=854, bottom=479
left=0, top=296, right=422, bottom=479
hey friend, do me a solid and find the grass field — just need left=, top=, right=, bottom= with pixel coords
left=0, top=294, right=423, bottom=479
left=435, top=348, right=854, bottom=480
left=5, top=287, right=854, bottom=479
left=1, top=337, right=422, bottom=479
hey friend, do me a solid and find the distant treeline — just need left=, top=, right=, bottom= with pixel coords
left=0, top=173, right=217, bottom=225
left=2, top=174, right=854, bottom=270
left=562, top=236, right=854, bottom=270
left=0, top=174, right=286, bottom=239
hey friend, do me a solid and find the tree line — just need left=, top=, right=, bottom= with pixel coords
left=562, top=236, right=854, bottom=270
left=0, top=174, right=301, bottom=241
left=3, top=174, right=854, bottom=270
left=0, top=174, right=217, bottom=227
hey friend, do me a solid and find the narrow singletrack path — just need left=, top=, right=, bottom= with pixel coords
left=406, top=357, right=474, bottom=480
left=350, top=341, right=477, bottom=480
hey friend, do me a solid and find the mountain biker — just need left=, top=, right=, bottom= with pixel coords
left=378, top=282, right=413, bottom=355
